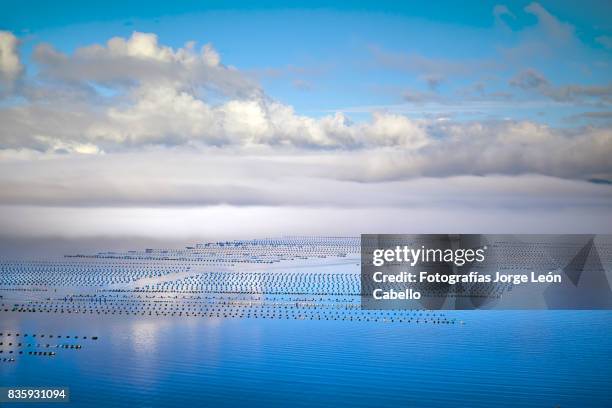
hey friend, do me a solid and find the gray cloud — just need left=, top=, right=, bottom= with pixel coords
left=510, top=68, right=612, bottom=104
left=524, top=2, right=575, bottom=42
left=424, top=75, right=444, bottom=90
left=493, top=4, right=515, bottom=22
left=402, top=89, right=444, bottom=104
left=596, top=35, right=612, bottom=50
left=371, top=2, right=610, bottom=114
left=369, top=45, right=493, bottom=84
left=371, top=3, right=578, bottom=85
left=509, top=68, right=549, bottom=90
left=292, top=79, right=312, bottom=91
left=546, top=84, right=612, bottom=103
left=574, top=111, right=612, bottom=120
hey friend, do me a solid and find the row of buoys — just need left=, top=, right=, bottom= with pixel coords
left=7, top=309, right=454, bottom=323
left=0, top=287, right=47, bottom=292
left=60, top=237, right=360, bottom=264
left=0, top=334, right=98, bottom=364
left=14, top=293, right=443, bottom=315
left=0, top=332, right=98, bottom=340
left=27, top=351, right=56, bottom=356
left=9, top=300, right=437, bottom=315
left=138, top=272, right=362, bottom=296
left=1, top=343, right=73, bottom=348
left=1, top=348, right=61, bottom=356
left=0, top=261, right=190, bottom=287
left=6, top=306, right=454, bottom=324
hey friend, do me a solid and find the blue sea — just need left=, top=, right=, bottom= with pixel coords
left=1, top=311, right=611, bottom=407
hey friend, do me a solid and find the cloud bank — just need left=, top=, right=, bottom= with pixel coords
left=0, top=20, right=610, bottom=239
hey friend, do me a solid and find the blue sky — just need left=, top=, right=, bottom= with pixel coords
left=3, top=1, right=612, bottom=124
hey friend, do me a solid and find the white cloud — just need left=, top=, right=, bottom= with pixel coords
left=1, top=84, right=611, bottom=179
left=0, top=30, right=606, bottom=168
left=34, top=31, right=258, bottom=98
left=0, top=31, right=23, bottom=85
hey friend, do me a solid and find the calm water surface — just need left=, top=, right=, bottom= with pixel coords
left=1, top=311, right=611, bottom=407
